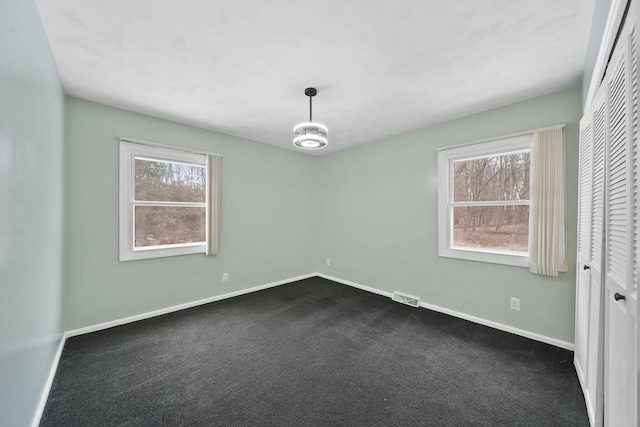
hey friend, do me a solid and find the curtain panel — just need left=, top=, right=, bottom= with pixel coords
left=528, top=127, right=566, bottom=276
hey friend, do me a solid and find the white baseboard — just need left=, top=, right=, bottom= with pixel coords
left=317, top=273, right=574, bottom=351
left=31, top=335, right=66, bottom=427
left=317, top=273, right=394, bottom=299
left=419, top=299, right=574, bottom=350
left=64, top=273, right=316, bottom=338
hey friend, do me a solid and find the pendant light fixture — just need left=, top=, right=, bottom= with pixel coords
left=293, top=87, right=328, bottom=150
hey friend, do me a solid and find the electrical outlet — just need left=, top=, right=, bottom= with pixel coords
left=222, top=272, right=228, bottom=282
left=510, top=297, right=520, bottom=311
left=326, top=258, right=331, bottom=266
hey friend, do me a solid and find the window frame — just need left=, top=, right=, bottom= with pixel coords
left=119, top=141, right=208, bottom=261
left=437, top=134, right=532, bottom=267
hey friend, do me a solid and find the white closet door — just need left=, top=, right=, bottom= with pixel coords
left=634, top=27, right=640, bottom=315
left=591, top=89, right=608, bottom=426
left=575, top=114, right=592, bottom=389
left=576, top=106, right=606, bottom=425
left=604, top=21, right=638, bottom=427
left=633, top=27, right=640, bottom=421
left=633, top=25, right=640, bottom=427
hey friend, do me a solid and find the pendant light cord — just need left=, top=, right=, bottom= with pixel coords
left=309, top=94, right=313, bottom=122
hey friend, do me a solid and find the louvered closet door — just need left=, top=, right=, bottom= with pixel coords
left=576, top=105, right=605, bottom=425
left=604, top=20, right=638, bottom=427
left=576, top=115, right=592, bottom=367
left=634, top=26, right=640, bottom=420
left=590, top=89, right=608, bottom=426
left=575, top=113, right=592, bottom=389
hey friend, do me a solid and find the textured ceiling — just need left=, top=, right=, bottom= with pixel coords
left=37, top=0, right=594, bottom=155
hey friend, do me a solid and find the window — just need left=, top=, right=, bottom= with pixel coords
left=438, top=135, right=532, bottom=267
left=119, top=140, right=221, bottom=261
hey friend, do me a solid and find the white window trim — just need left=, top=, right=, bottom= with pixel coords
left=438, top=134, right=532, bottom=267
left=119, top=141, right=207, bottom=261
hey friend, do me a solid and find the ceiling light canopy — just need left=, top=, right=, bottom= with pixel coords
left=293, top=87, right=327, bottom=150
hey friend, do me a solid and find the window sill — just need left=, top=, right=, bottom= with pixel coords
left=439, top=247, right=529, bottom=268
left=119, top=244, right=206, bottom=262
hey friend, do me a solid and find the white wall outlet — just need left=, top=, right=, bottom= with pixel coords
left=510, top=297, right=520, bottom=311
left=222, top=272, right=228, bottom=282
left=326, top=258, right=331, bottom=266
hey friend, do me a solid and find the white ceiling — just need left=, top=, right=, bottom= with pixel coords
left=37, top=0, right=595, bottom=155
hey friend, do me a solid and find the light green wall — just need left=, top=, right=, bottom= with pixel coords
left=63, top=97, right=318, bottom=330
left=316, top=87, right=582, bottom=344
left=0, top=1, right=65, bottom=426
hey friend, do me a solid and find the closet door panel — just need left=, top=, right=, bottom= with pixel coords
left=604, top=22, right=637, bottom=427
left=588, top=92, right=608, bottom=425
left=576, top=117, right=593, bottom=387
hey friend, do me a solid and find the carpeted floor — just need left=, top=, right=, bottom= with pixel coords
left=40, top=277, right=589, bottom=426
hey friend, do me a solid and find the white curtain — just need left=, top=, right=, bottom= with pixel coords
left=528, top=127, right=566, bottom=276
left=206, top=154, right=222, bottom=255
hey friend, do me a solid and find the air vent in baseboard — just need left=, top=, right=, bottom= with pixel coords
left=392, top=291, right=420, bottom=307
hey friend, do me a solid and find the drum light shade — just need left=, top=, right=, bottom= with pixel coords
left=293, top=88, right=328, bottom=150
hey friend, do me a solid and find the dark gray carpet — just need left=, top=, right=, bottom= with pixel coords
left=40, top=277, right=588, bottom=426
